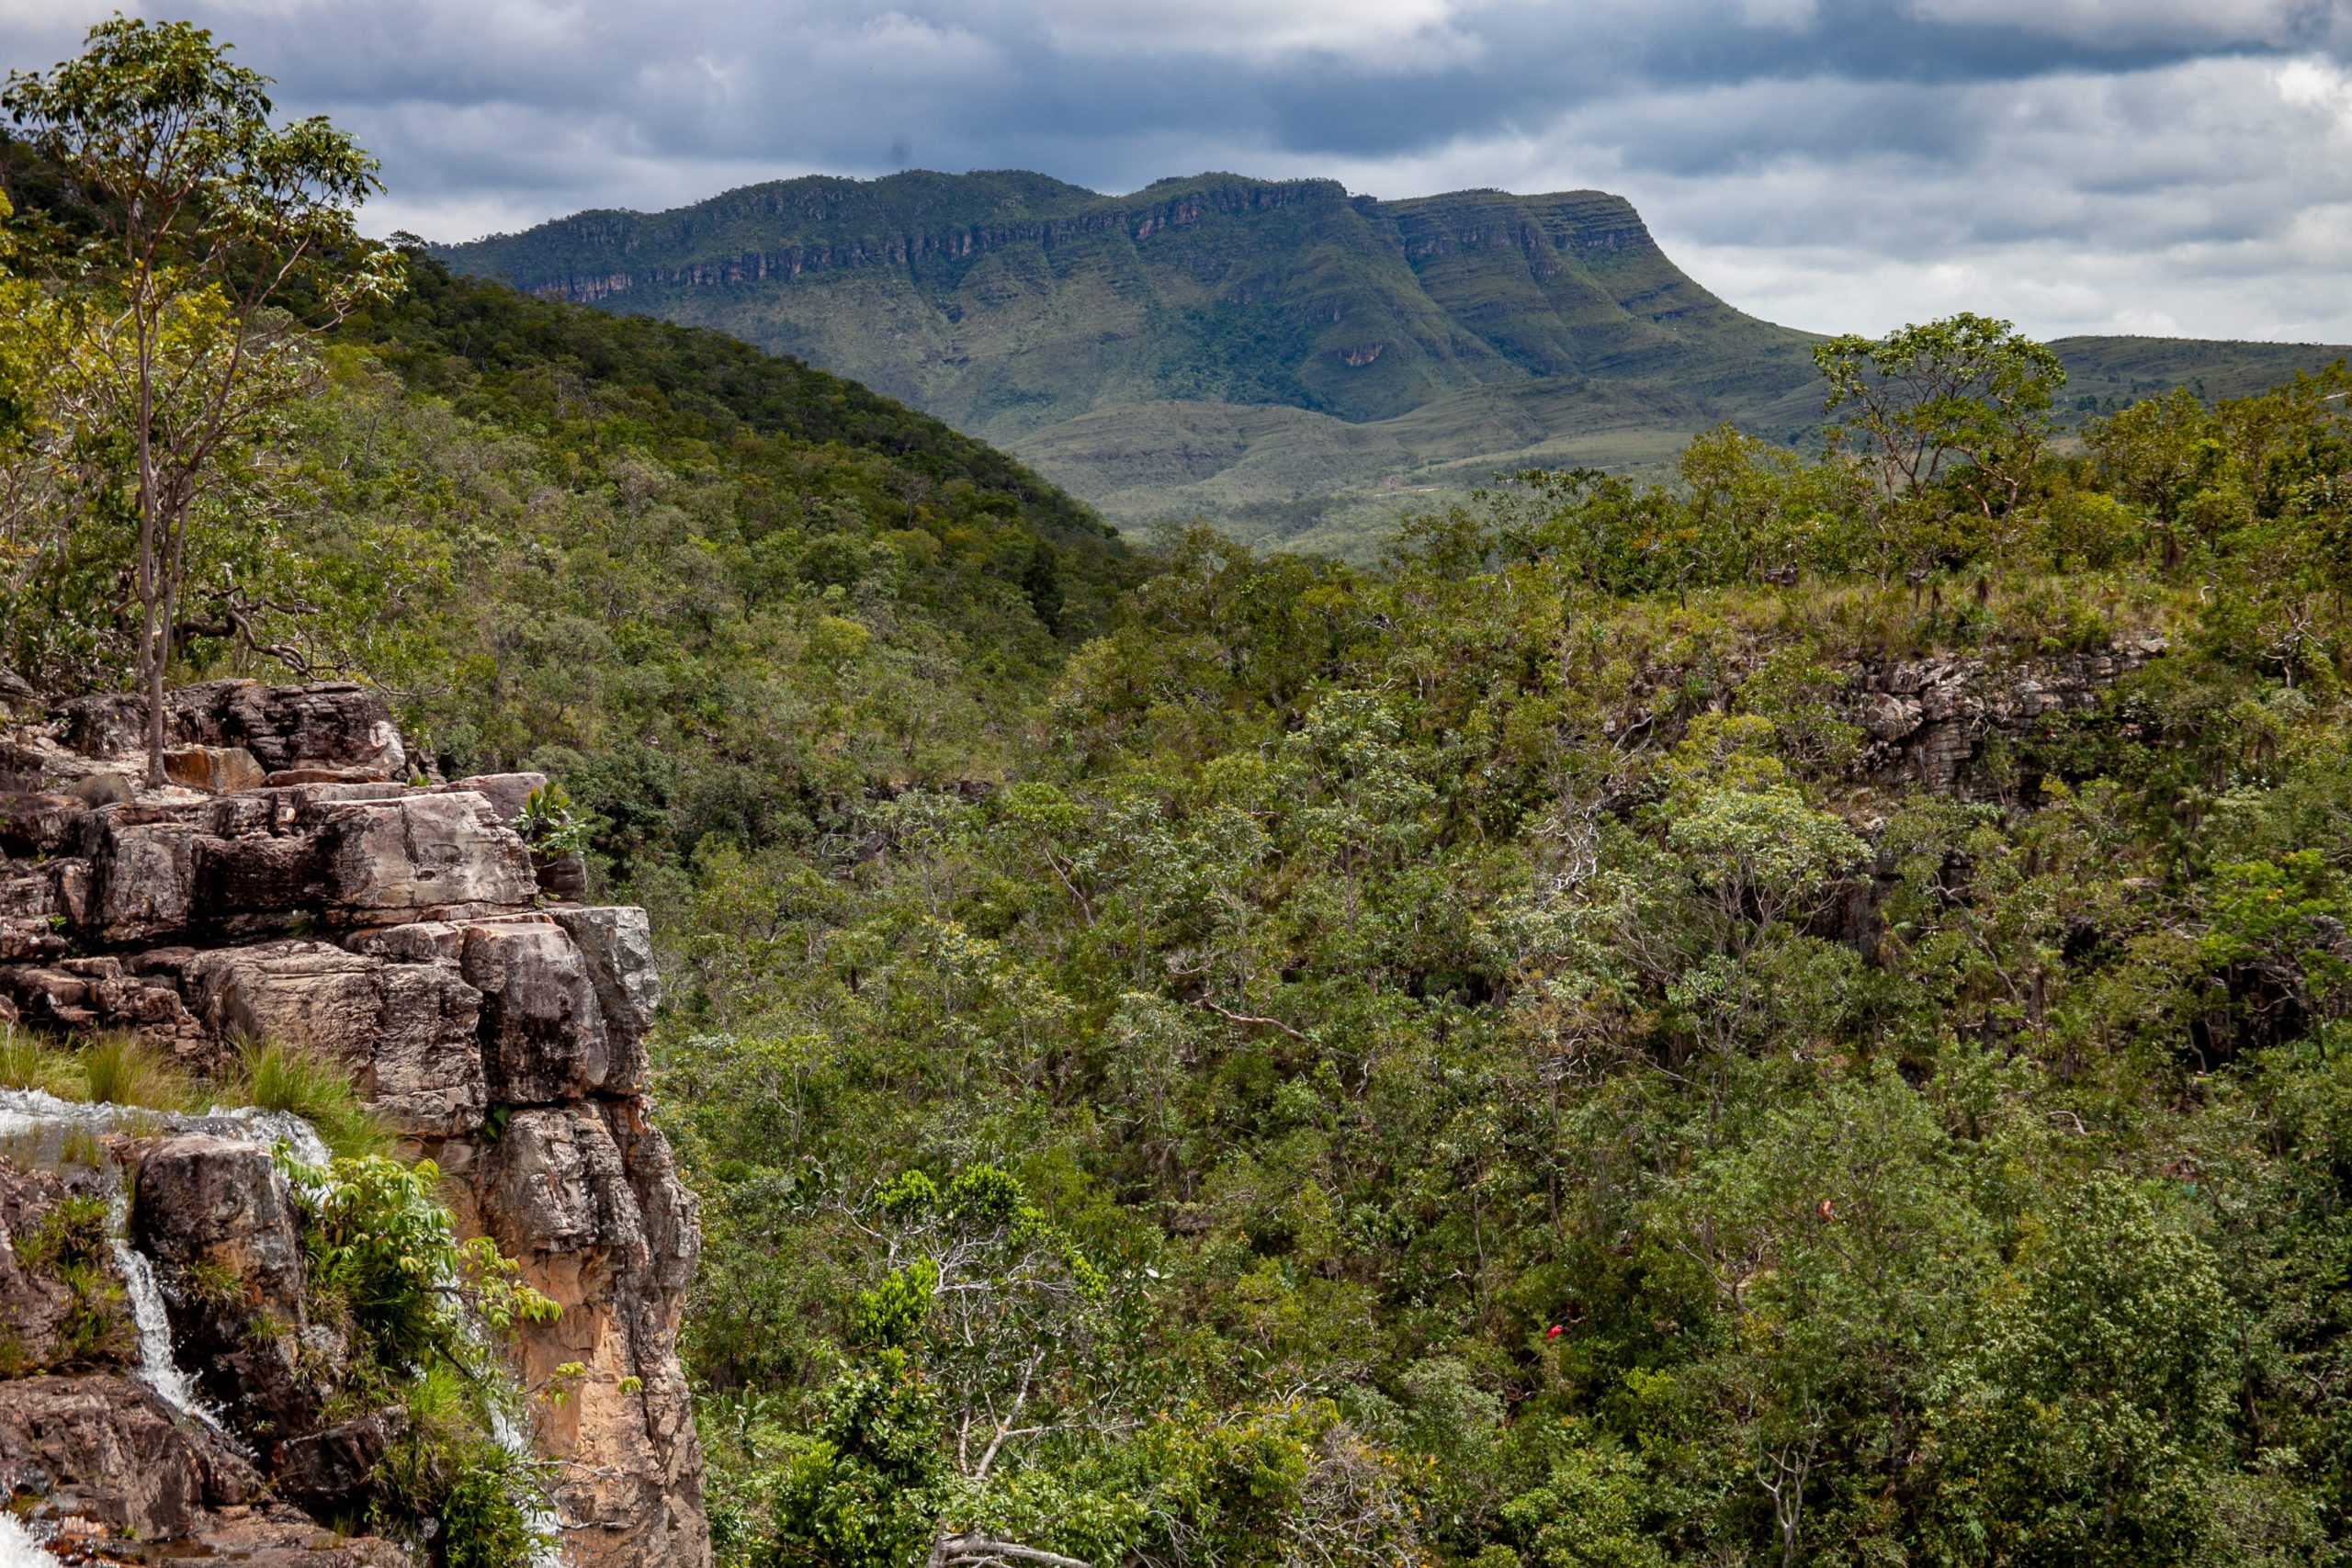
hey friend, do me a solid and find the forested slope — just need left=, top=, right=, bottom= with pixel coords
left=19, top=147, right=2352, bottom=1563
left=298, top=257, right=2352, bottom=1566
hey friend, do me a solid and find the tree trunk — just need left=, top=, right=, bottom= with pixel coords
left=134, top=279, right=164, bottom=787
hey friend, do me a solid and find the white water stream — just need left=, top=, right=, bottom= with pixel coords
left=0, top=1511, right=53, bottom=1568
left=0, top=1087, right=326, bottom=1428
left=490, top=1393, right=568, bottom=1568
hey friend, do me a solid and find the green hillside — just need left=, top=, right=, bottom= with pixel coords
left=441, top=171, right=2348, bottom=553
left=32, top=24, right=2352, bottom=1565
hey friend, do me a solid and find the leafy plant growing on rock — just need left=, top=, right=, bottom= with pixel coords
left=513, top=781, right=591, bottom=857
left=277, top=1150, right=560, bottom=1566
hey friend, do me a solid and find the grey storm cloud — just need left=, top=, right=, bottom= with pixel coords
left=2, top=0, right=2348, bottom=342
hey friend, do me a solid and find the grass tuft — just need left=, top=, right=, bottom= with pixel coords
left=230, top=1040, right=392, bottom=1161
left=80, top=1032, right=199, bottom=1112
left=0, top=1025, right=85, bottom=1099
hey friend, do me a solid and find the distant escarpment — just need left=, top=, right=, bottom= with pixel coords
left=441, top=169, right=2350, bottom=554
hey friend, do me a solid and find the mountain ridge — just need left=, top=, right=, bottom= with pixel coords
left=441, top=170, right=2351, bottom=553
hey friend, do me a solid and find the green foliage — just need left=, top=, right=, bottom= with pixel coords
left=18, top=1192, right=132, bottom=1368
left=230, top=1040, right=391, bottom=1160
left=368, top=1365, right=553, bottom=1568
left=284, top=1152, right=559, bottom=1378
left=650, top=329, right=2352, bottom=1563
left=278, top=1155, right=559, bottom=1566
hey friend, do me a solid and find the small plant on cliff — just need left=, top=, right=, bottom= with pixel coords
left=278, top=1151, right=561, bottom=1566
left=511, top=782, right=591, bottom=858
left=281, top=1152, right=559, bottom=1374
left=20, top=1193, right=132, bottom=1367
left=230, top=1040, right=390, bottom=1160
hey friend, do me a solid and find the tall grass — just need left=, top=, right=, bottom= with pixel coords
left=230, top=1040, right=391, bottom=1161
left=0, top=1027, right=390, bottom=1158
left=80, top=1034, right=199, bottom=1111
left=0, top=1025, right=82, bottom=1098
left=2, top=1029, right=198, bottom=1111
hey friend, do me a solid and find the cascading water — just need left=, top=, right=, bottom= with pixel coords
left=0, top=1087, right=329, bottom=1167
left=0, top=1086, right=328, bottom=1429
left=490, top=1393, right=568, bottom=1568
left=0, top=1510, right=54, bottom=1568
left=107, top=1190, right=209, bottom=1419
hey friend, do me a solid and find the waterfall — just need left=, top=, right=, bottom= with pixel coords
left=1, top=1086, right=325, bottom=1432
left=0, top=1510, right=54, bottom=1568
left=489, top=1394, right=568, bottom=1568
left=106, top=1190, right=221, bottom=1428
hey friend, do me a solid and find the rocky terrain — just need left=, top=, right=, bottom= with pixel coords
left=0, top=682, right=707, bottom=1567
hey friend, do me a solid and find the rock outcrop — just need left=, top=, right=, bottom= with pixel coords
left=1843, top=641, right=2166, bottom=796
left=0, top=681, right=706, bottom=1568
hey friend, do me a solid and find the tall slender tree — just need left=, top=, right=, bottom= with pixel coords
left=4, top=17, right=395, bottom=781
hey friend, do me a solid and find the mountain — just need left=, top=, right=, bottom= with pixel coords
left=449, top=171, right=2347, bottom=555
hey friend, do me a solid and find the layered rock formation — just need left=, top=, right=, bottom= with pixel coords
left=0, top=681, right=707, bottom=1568
left=1843, top=640, right=2167, bottom=796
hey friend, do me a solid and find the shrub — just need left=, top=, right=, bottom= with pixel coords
left=369, top=1365, right=553, bottom=1568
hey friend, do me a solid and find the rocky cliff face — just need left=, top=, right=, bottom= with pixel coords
left=1842, top=641, right=2167, bottom=797
left=0, top=681, right=707, bottom=1568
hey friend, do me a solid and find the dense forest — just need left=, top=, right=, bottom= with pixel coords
left=11, top=24, right=2352, bottom=1568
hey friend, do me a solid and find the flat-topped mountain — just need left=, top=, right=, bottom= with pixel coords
left=443, top=172, right=2349, bottom=553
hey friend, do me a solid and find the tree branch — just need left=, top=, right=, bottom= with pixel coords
left=937, top=1534, right=1092, bottom=1568
left=1192, top=997, right=1305, bottom=1040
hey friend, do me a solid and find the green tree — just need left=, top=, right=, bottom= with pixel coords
left=2085, top=386, right=2226, bottom=569
left=5, top=16, right=394, bottom=773
left=1815, top=313, right=2065, bottom=573
left=755, top=1166, right=1112, bottom=1568
left=1923, top=1176, right=2238, bottom=1566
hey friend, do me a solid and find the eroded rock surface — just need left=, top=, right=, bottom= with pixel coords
left=0, top=682, right=707, bottom=1568
left=132, top=1134, right=336, bottom=1441
left=1844, top=642, right=2165, bottom=795
left=0, top=1372, right=262, bottom=1540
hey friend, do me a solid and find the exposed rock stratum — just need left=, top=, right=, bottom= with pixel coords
left=0, top=680, right=707, bottom=1568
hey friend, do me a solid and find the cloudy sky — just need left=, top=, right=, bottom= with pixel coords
left=3, top=0, right=2348, bottom=342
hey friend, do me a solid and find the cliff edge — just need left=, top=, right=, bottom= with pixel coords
left=0, top=680, right=708, bottom=1568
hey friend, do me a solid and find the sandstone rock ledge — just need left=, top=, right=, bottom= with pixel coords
left=0, top=681, right=707, bottom=1568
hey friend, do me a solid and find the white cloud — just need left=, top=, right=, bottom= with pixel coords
left=1735, top=0, right=1817, bottom=26
left=4, top=0, right=2346, bottom=346
left=1021, top=0, right=1487, bottom=63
